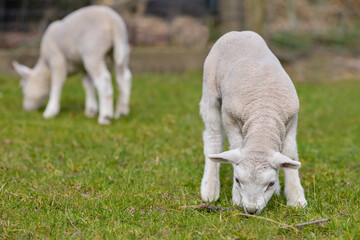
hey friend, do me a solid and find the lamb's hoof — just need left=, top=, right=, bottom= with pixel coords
left=114, top=109, right=129, bottom=119
left=43, top=108, right=59, bottom=119
left=201, top=179, right=220, bottom=202
left=85, top=108, right=97, bottom=118
left=114, top=104, right=129, bottom=119
left=98, top=116, right=111, bottom=125
left=287, top=198, right=307, bottom=208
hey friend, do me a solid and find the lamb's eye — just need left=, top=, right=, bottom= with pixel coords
left=235, top=178, right=240, bottom=185
left=265, top=181, right=275, bottom=191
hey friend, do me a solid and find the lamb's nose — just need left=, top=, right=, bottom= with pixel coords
left=245, top=207, right=257, bottom=215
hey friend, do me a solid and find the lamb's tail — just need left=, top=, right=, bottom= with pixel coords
left=112, top=15, right=130, bottom=66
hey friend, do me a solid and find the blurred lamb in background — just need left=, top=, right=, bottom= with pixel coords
left=13, top=5, right=131, bottom=125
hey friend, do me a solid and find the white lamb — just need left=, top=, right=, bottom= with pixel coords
left=13, top=6, right=131, bottom=125
left=200, top=31, right=307, bottom=215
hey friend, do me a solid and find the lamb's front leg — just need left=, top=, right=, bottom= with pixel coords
left=282, top=114, right=307, bottom=207
left=43, top=61, right=67, bottom=119
left=223, top=113, right=243, bottom=206
left=202, top=130, right=224, bottom=202
left=200, top=98, right=224, bottom=202
left=82, top=74, right=98, bottom=118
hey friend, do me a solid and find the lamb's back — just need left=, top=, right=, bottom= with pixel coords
left=211, top=31, right=299, bottom=122
left=41, top=6, right=119, bottom=60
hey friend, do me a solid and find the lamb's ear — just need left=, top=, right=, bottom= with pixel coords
left=12, top=61, right=32, bottom=78
left=208, top=149, right=242, bottom=164
left=270, top=152, right=301, bottom=169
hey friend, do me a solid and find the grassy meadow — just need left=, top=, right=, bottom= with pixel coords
left=0, top=71, right=359, bottom=239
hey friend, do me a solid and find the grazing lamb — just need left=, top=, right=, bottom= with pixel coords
left=200, top=31, right=307, bottom=215
left=13, top=6, right=131, bottom=125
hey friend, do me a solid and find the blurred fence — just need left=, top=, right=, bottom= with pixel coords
left=0, top=0, right=215, bottom=48
left=0, top=0, right=94, bottom=32
left=1, top=0, right=360, bottom=48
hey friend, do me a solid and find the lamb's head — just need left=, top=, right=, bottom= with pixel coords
left=13, top=61, right=50, bottom=111
left=208, top=149, right=301, bottom=215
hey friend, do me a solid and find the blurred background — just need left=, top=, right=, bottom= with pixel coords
left=0, top=0, right=360, bottom=81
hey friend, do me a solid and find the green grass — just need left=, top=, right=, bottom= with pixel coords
left=0, top=72, right=359, bottom=239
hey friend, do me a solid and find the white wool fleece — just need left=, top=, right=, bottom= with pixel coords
left=200, top=31, right=307, bottom=215
left=13, top=6, right=132, bottom=125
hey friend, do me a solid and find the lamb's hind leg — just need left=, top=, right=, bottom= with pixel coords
left=82, top=74, right=98, bottom=118
left=84, top=57, right=113, bottom=125
left=200, top=95, right=224, bottom=202
left=114, top=62, right=132, bottom=119
left=282, top=114, right=307, bottom=207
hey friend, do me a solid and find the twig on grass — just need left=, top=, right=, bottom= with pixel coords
left=184, top=204, right=330, bottom=231
left=279, top=218, right=331, bottom=229
left=233, top=212, right=295, bottom=230
left=183, top=203, right=235, bottom=212
left=183, top=204, right=296, bottom=231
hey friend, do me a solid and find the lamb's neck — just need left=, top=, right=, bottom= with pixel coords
left=34, top=58, right=50, bottom=78
left=242, top=115, right=285, bottom=152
